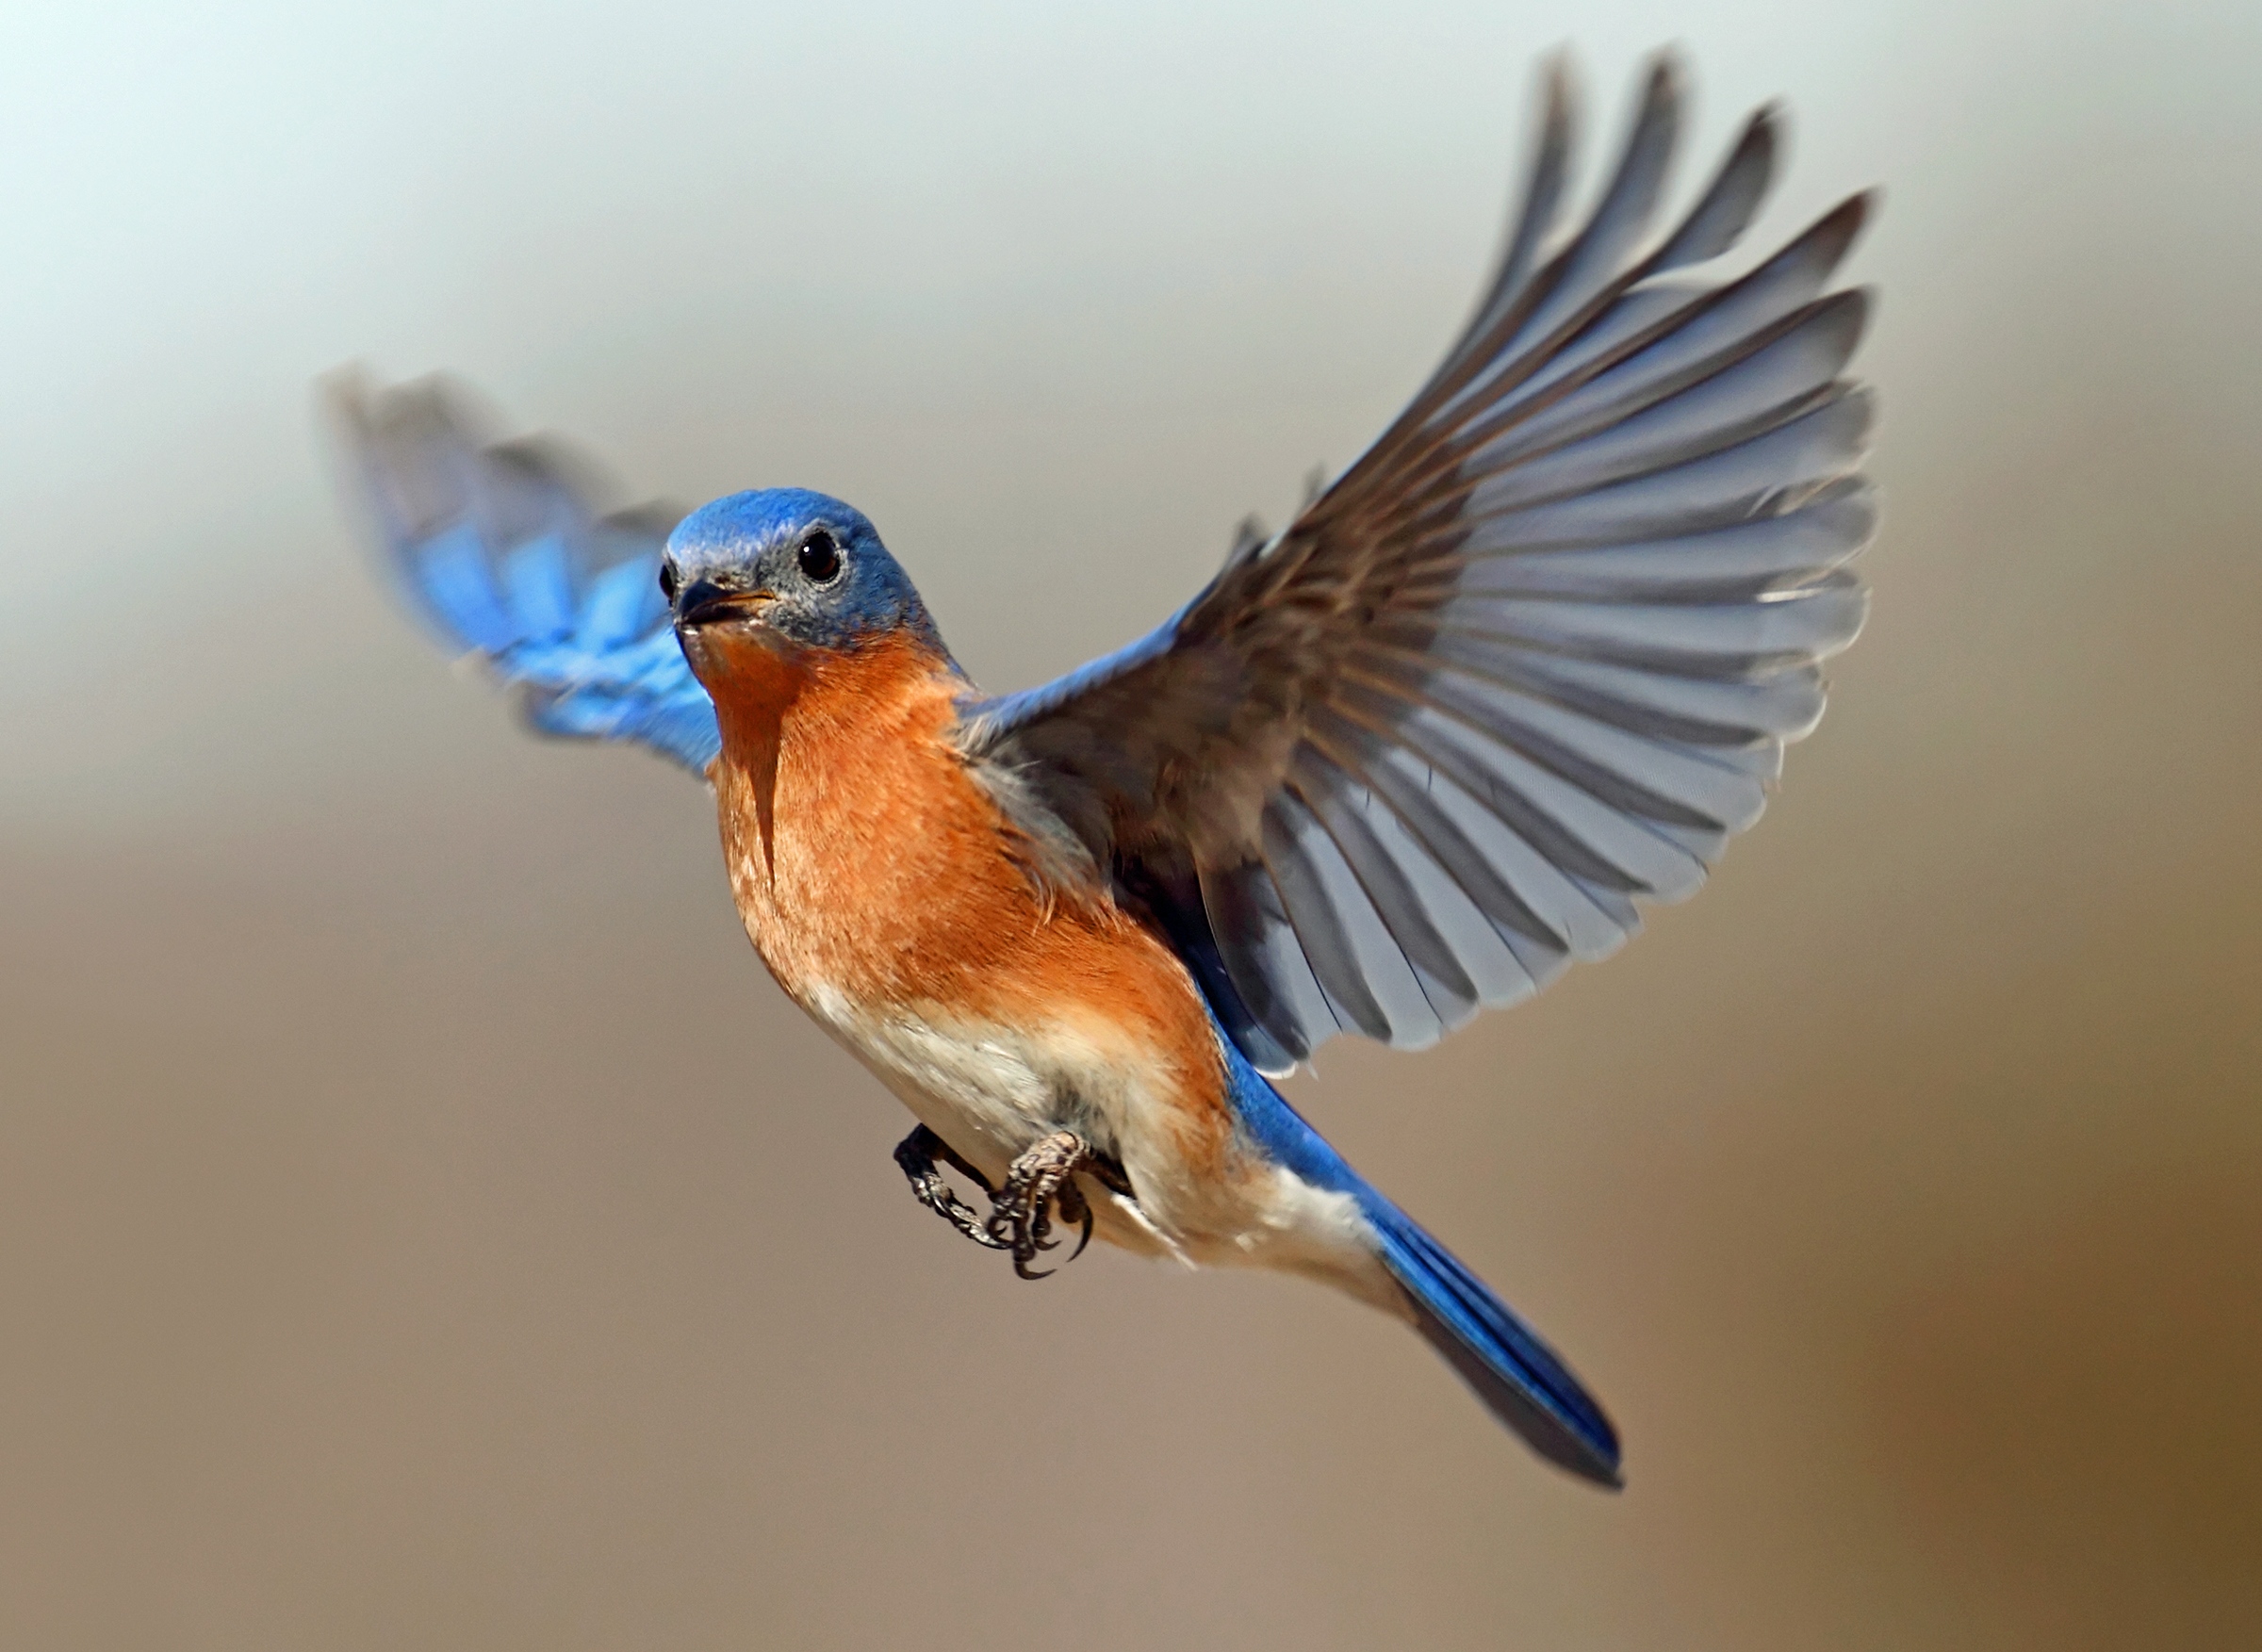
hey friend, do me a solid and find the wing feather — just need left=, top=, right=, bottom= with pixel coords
left=330, top=372, right=721, bottom=778
left=1291, top=751, right=1484, bottom=1024
left=961, top=55, right=1878, bottom=1068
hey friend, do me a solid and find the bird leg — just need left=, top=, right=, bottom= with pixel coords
left=984, top=1131, right=1135, bottom=1281
left=893, top=1124, right=1007, bottom=1251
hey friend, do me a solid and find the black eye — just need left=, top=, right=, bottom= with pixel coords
left=657, top=561, right=679, bottom=602
left=796, top=530, right=842, bottom=584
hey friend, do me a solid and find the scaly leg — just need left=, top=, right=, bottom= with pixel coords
left=985, top=1131, right=1136, bottom=1280
left=893, top=1124, right=1007, bottom=1251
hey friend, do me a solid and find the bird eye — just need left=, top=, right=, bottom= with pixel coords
left=797, top=530, right=842, bottom=584
left=658, top=561, right=679, bottom=602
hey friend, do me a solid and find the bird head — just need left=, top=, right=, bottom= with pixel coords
left=661, top=488, right=942, bottom=677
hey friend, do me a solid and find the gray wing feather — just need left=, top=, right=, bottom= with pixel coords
left=1204, top=859, right=1345, bottom=1050
left=962, top=55, right=1877, bottom=1069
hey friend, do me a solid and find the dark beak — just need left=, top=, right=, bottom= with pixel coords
left=675, top=580, right=774, bottom=630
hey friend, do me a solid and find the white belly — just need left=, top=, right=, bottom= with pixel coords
left=795, top=982, right=1400, bottom=1310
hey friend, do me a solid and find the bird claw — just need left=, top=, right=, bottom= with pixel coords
left=895, top=1125, right=1134, bottom=1280
left=985, top=1130, right=1098, bottom=1280
left=893, top=1124, right=1007, bottom=1251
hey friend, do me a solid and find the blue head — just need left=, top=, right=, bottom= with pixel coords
left=661, top=488, right=942, bottom=661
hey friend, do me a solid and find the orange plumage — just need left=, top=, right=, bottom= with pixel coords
left=700, top=627, right=1237, bottom=1187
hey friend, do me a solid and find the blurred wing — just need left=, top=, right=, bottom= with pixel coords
left=962, top=57, right=1877, bottom=1071
left=328, top=372, right=721, bottom=777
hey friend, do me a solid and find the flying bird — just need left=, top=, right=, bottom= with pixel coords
left=331, top=56, right=1876, bottom=1488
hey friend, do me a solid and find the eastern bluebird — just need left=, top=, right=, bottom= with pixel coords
left=331, top=57, right=1875, bottom=1487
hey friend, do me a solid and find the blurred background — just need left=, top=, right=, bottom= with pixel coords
left=4, top=2, right=2258, bottom=1647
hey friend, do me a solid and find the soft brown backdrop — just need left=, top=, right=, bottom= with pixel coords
left=3, top=3, right=2257, bottom=1647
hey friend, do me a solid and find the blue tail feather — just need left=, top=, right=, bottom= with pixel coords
left=1362, top=1195, right=1622, bottom=1486
left=1216, top=1028, right=1621, bottom=1485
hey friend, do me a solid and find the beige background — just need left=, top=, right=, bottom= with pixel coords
left=4, top=2, right=2258, bottom=1647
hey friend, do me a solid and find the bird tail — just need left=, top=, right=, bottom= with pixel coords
left=1210, top=1023, right=1620, bottom=1484
left=1359, top=1192, right=1623, bottom=1488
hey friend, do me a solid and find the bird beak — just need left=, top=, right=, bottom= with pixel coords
left=675, top=580, right=775, bottom=630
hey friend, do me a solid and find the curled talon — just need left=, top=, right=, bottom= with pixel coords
left=1056, top=1179, right=1094, bottom=1264
left=987, top=1130, right=1100, bottom=1280
left=894, top=1125, right=1008, bottom=1250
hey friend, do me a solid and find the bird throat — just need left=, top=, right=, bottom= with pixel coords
left=698, top=630, right=812, bottom=883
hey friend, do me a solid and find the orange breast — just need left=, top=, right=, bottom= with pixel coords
left=700, top=628, right=1233, bottom=1170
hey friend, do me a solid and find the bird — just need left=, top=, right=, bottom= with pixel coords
left=329, top=55, right=1876, bottom=1489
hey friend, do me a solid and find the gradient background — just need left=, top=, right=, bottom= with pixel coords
left=4, top=3, right=2258, bottom=1647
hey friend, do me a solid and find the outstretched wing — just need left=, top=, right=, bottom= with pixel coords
left=961, top=57, right=1877, bottom=1072
left=328, top=371, right=721, bottom=777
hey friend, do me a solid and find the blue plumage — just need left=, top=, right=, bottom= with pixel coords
left=329, top=372, right=723, bottom=776
left=666, top=488, right=945, bottom=656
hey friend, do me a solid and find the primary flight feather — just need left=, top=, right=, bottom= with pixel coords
left=332, top=55, right=1876, bottom=1487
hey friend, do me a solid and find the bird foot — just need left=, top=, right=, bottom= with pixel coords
left=984, top=1131, right=1135, bottom=1281
left=894, top=1125, right=1134, bottom=1279
left=893, top=1124, right=1007, bottom=1251
left=985, top=1131, right=1094, bottom=1279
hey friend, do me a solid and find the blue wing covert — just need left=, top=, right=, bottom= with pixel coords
left=330, top=373, right=722, bottom=777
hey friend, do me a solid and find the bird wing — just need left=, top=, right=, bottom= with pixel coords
left=328, top=371, right=721, bottom=777
left=959, top=57, right=1877, bottom=1072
